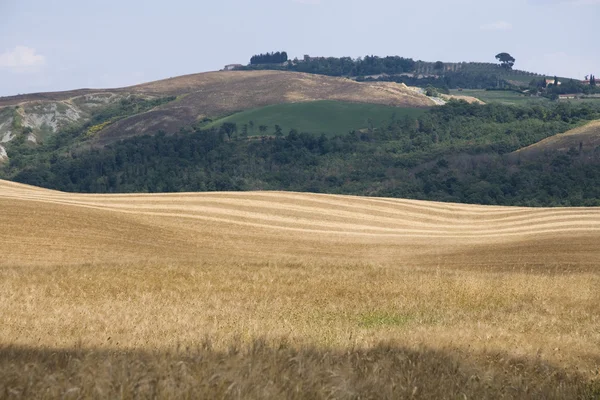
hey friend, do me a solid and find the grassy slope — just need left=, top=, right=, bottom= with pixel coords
left=1, top=180, right=599, bottom=397
left=515, top=119, right=600, bottom=156
left=205, top=101, right=426, bottom=136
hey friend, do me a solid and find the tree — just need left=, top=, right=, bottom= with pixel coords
left=495, top=52, right=515, bottom=70
left=434, top=61, right=445, bottom=71
left=274, top=125, right=283, bottom=138
left=591, top=75, right=596, bottom=87
left=220, top=122, right=237, bottom=140
left=259, top=125, right=268, bottom=135
left=425, top=85, right=438, bottom=97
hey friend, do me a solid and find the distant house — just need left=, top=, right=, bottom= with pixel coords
left=581, top=77, right=596, bottom=85
left=223, top=64, right=243, bottom=71
left=558, top=94, right=577, bottom=100
left=546, top=78, right=561, bottom=86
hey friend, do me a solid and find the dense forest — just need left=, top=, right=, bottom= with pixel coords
left=4, top=101, right=600, bottom=206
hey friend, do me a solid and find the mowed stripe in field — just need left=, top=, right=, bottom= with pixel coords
left=1, top=179, right=599, bottom=267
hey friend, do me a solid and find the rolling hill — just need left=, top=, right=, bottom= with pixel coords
left=2, top=178, right=599, bottom=270
left=0, top=71, right=447, bottom=150
left=514, top=119, right=600, bottom=158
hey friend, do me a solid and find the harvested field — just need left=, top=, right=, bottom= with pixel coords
left=1, top=179, right=599, bottom=398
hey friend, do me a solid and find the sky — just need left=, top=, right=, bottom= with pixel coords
left=0, top=0, right=598, bottom=96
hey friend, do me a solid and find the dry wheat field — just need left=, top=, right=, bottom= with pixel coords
left=1, top=179, right=600, bottom=399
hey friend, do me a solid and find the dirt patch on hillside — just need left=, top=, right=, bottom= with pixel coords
left=441, top=94, right=485, bottom=104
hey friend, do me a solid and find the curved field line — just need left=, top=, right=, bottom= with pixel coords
left=2, top=180, right=600, bottom=240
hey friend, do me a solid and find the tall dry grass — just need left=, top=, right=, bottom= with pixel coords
left=1, top=180, right=600, bottom=398
left=1, top=261, right=599, bottom=398
left=2, top=341, right=597, bottom=399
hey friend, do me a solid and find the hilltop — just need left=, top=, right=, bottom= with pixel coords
left=237, top=53, right=556, bottom=89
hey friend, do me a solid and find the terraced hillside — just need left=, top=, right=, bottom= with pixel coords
left=1, top=180, right=599, bottom=398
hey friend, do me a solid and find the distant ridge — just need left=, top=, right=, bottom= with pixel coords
left=0, top=70, right=467, bottom=146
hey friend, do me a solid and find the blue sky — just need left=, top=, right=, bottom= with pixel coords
left=0, top=0, right=598, bottom=96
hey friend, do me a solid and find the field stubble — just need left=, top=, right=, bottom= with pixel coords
left=1, top=179, right=599, bottom=398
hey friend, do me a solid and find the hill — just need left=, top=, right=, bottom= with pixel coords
left=1, top=179, right=600, bottom=397
left=514, top=120, right=600, bottom=159
left=238, top=54, right=563, bottom=91
left=2, top=178, right=599, bottom=267
left=0, top=70, right=444, bottom=149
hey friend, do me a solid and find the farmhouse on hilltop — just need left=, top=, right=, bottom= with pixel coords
left=546, top=78, right=561, bottom=86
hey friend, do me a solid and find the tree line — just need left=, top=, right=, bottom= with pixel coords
left=4, top=100, right=600, bottom=206
left=242, top=55, right=417, bottom=77
left=250, top=51, right=288, bottom=65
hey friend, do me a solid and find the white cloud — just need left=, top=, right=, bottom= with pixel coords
left=0, top=46, right=46, bottom=72
left=480, top=21, right=513, bottom=31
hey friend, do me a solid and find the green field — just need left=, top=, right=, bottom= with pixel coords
left=205, top=101, right=426, bottom=136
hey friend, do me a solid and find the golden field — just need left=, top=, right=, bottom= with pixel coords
left=1, top=179, right=599, bottom=398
